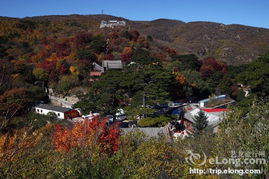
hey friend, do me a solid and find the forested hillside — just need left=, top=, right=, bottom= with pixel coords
left=0, top=14, right=269, bottom=123
left=2, top=14, right=269, bottom=65
left=0, top=14, right=269, bottom=178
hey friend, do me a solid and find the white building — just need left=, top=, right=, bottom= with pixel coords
left=102, top=60, right=123, bottom=70
left=184, top=107, right=227, bottom=130
left=34, top=104, right=79, bottom=119
left=93, top=62, right=105, bottom=72
left=100, top=20, right=126, bottom=28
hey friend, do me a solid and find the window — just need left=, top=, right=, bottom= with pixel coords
left=40, top=110, right=43, bottom=113
left=57, top=113, right=60, bottom=116
left=36, top=109, right=39, bottom=112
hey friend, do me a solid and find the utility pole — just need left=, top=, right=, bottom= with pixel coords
left=142, top=91, right=146, bottom=107
left=142, top=91, right=146, bottom=119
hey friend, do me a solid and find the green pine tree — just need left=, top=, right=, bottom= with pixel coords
left=193, top=110, right=208, bottom=134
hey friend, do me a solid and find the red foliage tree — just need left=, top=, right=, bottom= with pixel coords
left=74, top=32, right=93, bottom=47
left=52, top=117, right=120, bottom=154
left=129, top=30, right=140, bottom=41
left=199, top=57, right=227, bottom=78
left=105, top=53, right=114, bottom=61
left=107, top=31, right=119, bottom=40
left=59, top=64, right=68, bottom=75
left=121, top=47, right=133, bottom=63
left=55, top=42, right=71, bottom=58
left=154, top=52, right=167, bottom=62
left=37, top=60, right=58, bottom=81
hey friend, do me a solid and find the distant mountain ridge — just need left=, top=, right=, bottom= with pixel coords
left=1, top=14, right=269, bottom=65
left=127, top=17, right=269, bottom=65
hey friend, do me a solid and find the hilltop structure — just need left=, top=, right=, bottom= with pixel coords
left=100, top=20, right=126, bottom=28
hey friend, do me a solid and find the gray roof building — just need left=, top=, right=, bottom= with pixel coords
left=35, top=104, right=72, bottom=113
left=121, top=127, right=170, bottom=138
left=102, top=60, right=123, bottom=70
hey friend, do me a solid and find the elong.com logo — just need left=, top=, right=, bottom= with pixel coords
left=185, top=150, right=267, bottom=167
left=185, top=150, right=207, bottom=166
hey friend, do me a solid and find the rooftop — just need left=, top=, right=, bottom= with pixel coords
left=121, top=127, right=169, bottom=138
left=199, top=95, right=226, bottom=103
left=102, top=60, right=123, bottom=69
left=90, top=71, right=102, bottom=76
left=199, top=95, right=235, bottom=108
left=184, top=108, right=226, bottom=127
left=35, top=104, right=72, bottom=113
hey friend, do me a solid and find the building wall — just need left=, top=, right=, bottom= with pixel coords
left=93, top=62, right=104, bottom=72
left=100, top=20, right=126, bottom=28
left=199, top=101, right=205, bottom=107
left=102, top=60, right=123, bottom=70
left=34, top=107, right=65, bottom=119
left=64, top=110, right=80, bottom=119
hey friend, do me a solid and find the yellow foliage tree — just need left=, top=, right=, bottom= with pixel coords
left=69, top=65, right=79, bottom=75
left=175, top=72, right=187, bottom=85
left=0, top=124, right=53, bottom=162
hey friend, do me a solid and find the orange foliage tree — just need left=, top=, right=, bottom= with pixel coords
left=175, top=72, right=187, bottom=85
left=36, top=60, right=58, bottom=81
left=0, top=124, right=53, bottom=162
left=52, top=117, right=120, bottom=154
left=121, top=47, right=133, bottom=63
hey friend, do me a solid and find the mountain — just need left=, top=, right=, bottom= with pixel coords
left=130, top=19, right=269, bottom=65
left=1, top=14, right=269, bottom=65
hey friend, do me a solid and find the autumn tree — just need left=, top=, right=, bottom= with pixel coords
left=104, top=53, right=114, bottom=61
left=175, top=72, right=187, bottom=85
left=36, top=60, right=58, bottom=81
left=55, top=41, right=71, bottom=58
left=56, top=59, right=70, bottom=75
left=121, top=47, right=133, bottom=63
left=199, top=57, right=227, bottom=78
left=56, top=75, right=79, bottom=94
left=119, top=137, right=185, bottom=178
left=52, top=117, right=120, bottom=155
left=32, top=67, right=48, bottom=90
left=74, top=32, right=93, bottom=47
left=129, top=30, right=140, bottom=41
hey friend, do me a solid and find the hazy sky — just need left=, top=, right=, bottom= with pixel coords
left=1, top=0, right=269, bottom=28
